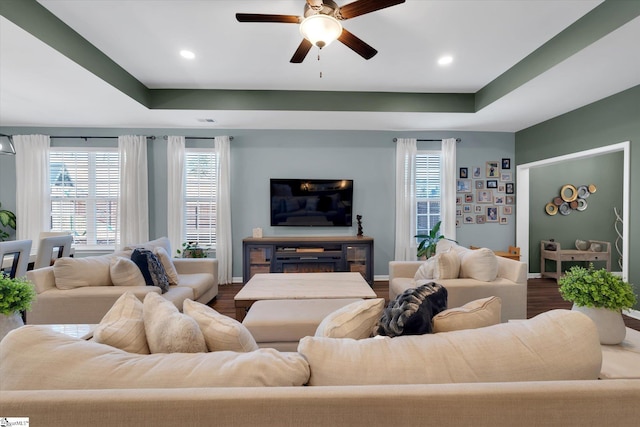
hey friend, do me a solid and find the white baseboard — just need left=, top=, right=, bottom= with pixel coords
left=624, top=309, right=640, bottom=320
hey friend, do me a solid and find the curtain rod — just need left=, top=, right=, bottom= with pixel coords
left=162, top=136, right=234, bottom=141
left=393, top=138, right=461, bottom=142
left=47, top=135, right=233, bottom=141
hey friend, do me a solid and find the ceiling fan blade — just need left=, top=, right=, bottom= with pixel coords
left=338, top=28, right=377, bottom=60
left=337, top=0, right=405, bottom=20
left=236, top=13, right=301, bottom=23
left=290, top=39, right=314, bottom=63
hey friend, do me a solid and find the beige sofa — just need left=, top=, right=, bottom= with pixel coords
left=1, top=310, right=639, bottom=426
left=389, top=241, right=527, bottom=320
left=25, top=238, right=218, bottom=324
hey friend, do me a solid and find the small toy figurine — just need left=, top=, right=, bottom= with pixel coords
left=356, top=215, right=363, bottom=237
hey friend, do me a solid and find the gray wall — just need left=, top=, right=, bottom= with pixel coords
left=516, top=84, right=639, bottom=309
left=0, top=128, right=515, bottom=280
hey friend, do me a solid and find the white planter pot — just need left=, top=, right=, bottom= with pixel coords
left=0, top=312, right=24, bottom=342
left=572, top=304, right=626, bottom=345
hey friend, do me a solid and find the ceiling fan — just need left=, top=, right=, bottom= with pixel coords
left=236, top=0, right=406, bottom=63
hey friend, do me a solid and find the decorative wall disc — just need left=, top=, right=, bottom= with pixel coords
left=560, top=184, right=578, bottom=202
left=577, top=198, right=588, bottom=211
left=577, top=185, right=590, bottom=198
left=588, top=184, right=597, bottom=193
left=545, top=202, right=558, bottom=215
left=559, top=202, right=572, bottom=215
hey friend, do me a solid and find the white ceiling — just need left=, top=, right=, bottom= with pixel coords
left=1, top=0, right=639, bottom=132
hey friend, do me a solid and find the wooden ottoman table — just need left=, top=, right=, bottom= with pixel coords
left=234, top=272, right=377, bottom=321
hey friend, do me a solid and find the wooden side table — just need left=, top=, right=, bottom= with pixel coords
left=540, top=240, right=611, bottom=280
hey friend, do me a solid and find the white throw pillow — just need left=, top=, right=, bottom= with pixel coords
left=183, top=299, right=259, bottom=352
left=433, top=250, right=460, bottom=280
left=433, top=296, right=502, bottom=333
left=109, top=256, right=145, bottom=286
left=459, top=247, right=498, bottom=281
left=93, top=292, right=150, bottom=354
left=315, top=298, right=386, bottom=339
left=414, top=257, right=436, bottom=280
left=153, top=246, right=179, bottom=286
left=53, top=256, right=112, bottom=289
left=125, top=236, right=172, bottom=255
left=143, top=293, right=207, bottom=354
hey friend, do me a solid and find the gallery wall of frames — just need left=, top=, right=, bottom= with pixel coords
left=456, top=158, right=514, bottom=227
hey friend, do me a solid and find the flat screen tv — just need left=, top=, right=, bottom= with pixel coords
left=270, top=179, right=353, bottom=227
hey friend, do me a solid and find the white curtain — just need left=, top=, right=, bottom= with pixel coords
left=166, top=136, right=185, bottom=256
left=441, top=138, right=457, bottom=241
left=118, top=135, right=149, bottom=248
left=13, top=135, right=50, bottom=246
left=215, top=136, right=232, bottom=284
left=394, top=138, right=417, bottom=261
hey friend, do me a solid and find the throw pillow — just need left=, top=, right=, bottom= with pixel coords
left=373, top=283, right=448, bottom=337
left=53, top=256, right=112, bottom=289
left=414, top=257, right=435, bottom=280
left=183, top=299, right=259, bottom=352
left=459, top=247, right=498, bottom=282
left=433, top=296, right=502, bottom=333
left=153, top=246, right=179, bottom=286
left=130, top=248, right=170, bottom=293
left=143, top=293, right=207, bottom=354
left=109, top=256, right=145, bottom=286
left=124, top=236, right=172, bottom=256
left=93, top=292, right=150, bottom=354
left=433, top=250, right=460, bottom=280
left=315, top=298, right=386, bottom=339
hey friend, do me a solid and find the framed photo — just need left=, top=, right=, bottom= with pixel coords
left=474, top=205, right=483, bottom=213
left=505, top=195, right=515, bottom=205
left=505, top=182, right=515, bottom=194
left=500, top=172, right=512, bottom=182
left=456, top=219, right=461, bottom=228
left=500, top=217, right=509, bottom=225
left=463, top=215, right=475, bottom=224
left=502, top=158, right=511, bottom=170
left=465, top=194, right=473, bottom=203
left=503, top=206, right=513, bottom=215
left=472, top=166, right=481, bottom=178
left=457, top=179, right=472, bottom=193
left=477, top=190, right=493, bottom=203
left=486, top=180, right=498, bottom=189
left=486, top=161, right=500, bottom=178
left=498, top=184, right=506, bottom=193
left=463, top=204, right=472, bottom=213
left=475, top=180, right=484, bottom=189
left=456, top=209, right=462, bottom=217
left=486, top=206, right=499, bottom=222
left=476, top=215, right=486, bottom=224
left=494, top=195, right=505, bottom=205
left=459, top=167, right=468, bottom=179
left=456, top=196, right=462, bottom=205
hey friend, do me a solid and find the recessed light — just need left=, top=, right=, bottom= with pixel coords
left=438, top=55, right=453, bottom=66
left=180, top=50, right=196, bottom=60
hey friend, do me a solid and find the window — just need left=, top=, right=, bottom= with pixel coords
left=49, top=149, right=119, bottom=247
left=184, top=149, right=217, bottom=247
left=415, top=151, right=441, bottom=240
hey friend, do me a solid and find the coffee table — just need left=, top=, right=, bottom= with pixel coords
left=234, top=272, right=377, bottom=320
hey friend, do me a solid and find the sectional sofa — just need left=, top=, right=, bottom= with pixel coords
left=25, top=237, right=218, bottom=324
left=1, top=309, right=639, bottom=426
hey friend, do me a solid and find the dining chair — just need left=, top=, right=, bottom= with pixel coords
left=0, top=239, right=33, bottom=278
left=34, top=235, right=73, bottom=269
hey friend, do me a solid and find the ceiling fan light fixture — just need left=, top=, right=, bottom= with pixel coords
left=299, top=14, right=342, bottom=48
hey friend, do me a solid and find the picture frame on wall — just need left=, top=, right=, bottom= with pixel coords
left=500, top=172, right=512, bottom=182
left=457, top=179, right=472, bottom=193
left=503, top=206, right=513, bottom=215
left=460, top=167, right=468, bottom=178
left=456, top=219, right=461, bottom=228
left=474, top=205, right=483, bottom=213
left=456, top=196, right=462, bottom=205
left=505, top=182, right=515, bottom=194
left=463, top=204, right=472, bottom=213
left=502, top=158, right=511, bottom=169
left=486, top=206, right=499, bottom=222
left=456, top=209, right=462, bottom=217
left=486, top=180, right=498, bottom=189
left=476, top=215, right=486, bottom=224
left=475, top=180, right=484, bottom=189
left=472, top=166, right=481, bottom=178
left=465, top=194, right=473, bottom=203
left=477, top=190, right=493, bottom=203
left=463, top=215, right=475, bottom=224
left=498, top=184, right=506, bottom=193
left=505, top=195, right=515, bottom=205
left=500, top=217, right=509, bottom=225
left=486, top=161, right=500, bottom=178
left=494, top=195, right=505, bottom=205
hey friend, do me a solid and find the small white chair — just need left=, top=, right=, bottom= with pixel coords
left=34, top=235, right=73, bottom=269
left=0, top=239, right=33, bottom=278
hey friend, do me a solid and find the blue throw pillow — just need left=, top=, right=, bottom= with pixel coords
left=130, top=248, right=170, bottom=293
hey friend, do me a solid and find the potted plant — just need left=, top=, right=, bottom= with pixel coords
left=415, top=221, right=455, bottom=259
left=558, top=263, right=637, bottom=344
left=0, top=275, right=36, bottom=341
left=0, top=202, right=16, bottom=241
left=176, top=241, right=207, bottom=258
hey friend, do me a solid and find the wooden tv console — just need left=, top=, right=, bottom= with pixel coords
left=242, top=236, right=374, bottom=285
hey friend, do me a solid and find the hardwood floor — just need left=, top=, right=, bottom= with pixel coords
left=210, top=278, right=640, bottom=331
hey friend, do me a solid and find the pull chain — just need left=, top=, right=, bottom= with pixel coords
left=318, top=48, right=322, bottom=78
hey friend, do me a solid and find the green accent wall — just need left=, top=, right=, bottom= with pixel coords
left=516, top=84, right=640, bottom=309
